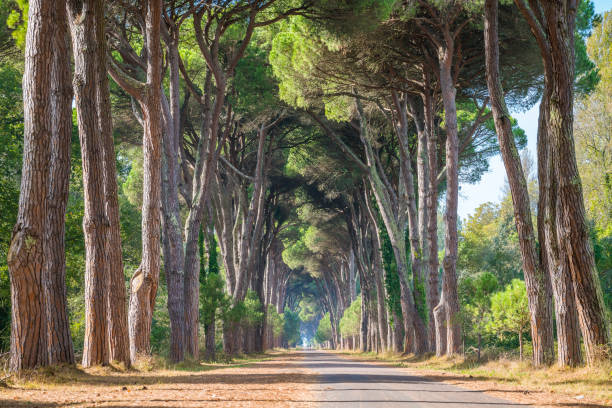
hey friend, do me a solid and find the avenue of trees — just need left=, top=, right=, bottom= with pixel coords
left=0, top=0, right=610, bottom=372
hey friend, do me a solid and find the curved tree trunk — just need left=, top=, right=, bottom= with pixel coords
left=484, top=0, right=554, bottom=366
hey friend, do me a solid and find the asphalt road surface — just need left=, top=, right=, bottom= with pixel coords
left=302, top=350, right=528, bottom=407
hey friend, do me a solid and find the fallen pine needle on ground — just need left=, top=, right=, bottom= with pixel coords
left=0, top=351, right=317, bottom=408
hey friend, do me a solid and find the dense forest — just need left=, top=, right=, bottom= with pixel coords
left=0, top=0, right=610, bottom=375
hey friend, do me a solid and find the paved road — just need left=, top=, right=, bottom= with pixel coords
left=301, top=350, right=528, bottom=407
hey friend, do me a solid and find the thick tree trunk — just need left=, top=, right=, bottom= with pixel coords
left=8, top=0, right=55, bottom=371
left=44, top=1, right=74, bottom=366
left=69, top=0, right=110, bottom=367
left=543, top=1, right=610, bottom=365
left=95, top=0, right=130, bottom=366
left=484, top=0, right=554, bottom=366
left=129, top=0, right=163, bottom=361
left=538, top=92, right=582, bottom=366
left=438, top=41, right=461, bottom=357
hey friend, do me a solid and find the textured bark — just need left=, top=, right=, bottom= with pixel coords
left=484, top=0, right=555, bottom=366
left=160, top=32, right=186, bottom=363
left=204, top=319, right=216, bottom=360
left=128, top=0, right=163, bottom=361
left=543, top=0, right=609, bottom=365
left=438, top=41, right=461, bottom=357
left=44, top=1, right=74, bottom=366
left=424, top=74, right=441, bottom=353
left=537, top=91, right=582, bottom=366
left=415, top=100, right=430, bottom=352
left=7, top=0, right=55, bottom=371
left=69, top=0, right=110, bottom=367
left=514, top=0, right=610, bottom=364
left=95, top=0, right=130, bottom=366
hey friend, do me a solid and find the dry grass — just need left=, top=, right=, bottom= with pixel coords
left=336, top=350, right=612, bottom=407
left=0, top=351, right=317, bottom=407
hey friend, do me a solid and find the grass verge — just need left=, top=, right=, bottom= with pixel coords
left=335, top=350, right=612, bottom=407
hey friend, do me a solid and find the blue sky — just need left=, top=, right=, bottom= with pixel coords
left=457, top=0, right=612, bottom=220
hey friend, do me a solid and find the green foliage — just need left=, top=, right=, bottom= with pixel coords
left=380, top=217, right=402, bottom=325
left=122, top=148, right=144, bottom=209
left=243, top=290, right=264, bottom=328
left=458, top=272, right=498, bottom=347
left=458, top=202, right=523, bottom=287
left=339, top=296, right=361, bottom=339
left=0, top=60, right=22, bottom=350
left=574, top=0, right=599, bottom=95
left=200, top=274, right=228, bottom=327
left=283, top=309, right=302, bottom=347
left=297, top=297, right=318, bottom=323
left=488, top=279, right=530, bottom=344
left=315, top=312, right=332, bottom=344
left=6, top=0, right=27, bottom=49
left=267, top=305, right=285, bottom=338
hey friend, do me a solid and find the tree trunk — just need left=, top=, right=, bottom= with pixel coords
left=129, top=0, right=163, bottom=361
left=416, top=105, right=430, bottom=352
left=360, top=292, right=368, bottom=352
left=183, top=88, right=225, bottom=358
left=433, top=290, right=447, bottom=357
left=160, top=34, right=186, bottom=363
left=484, top=0, right=554, bottom=366
left=537, top=85, right=582, bottom=367
left=543, top=1, right=610, bottom=365
left=205, top=320, right=216, bottom=360
left=95, top=0, right=130, bottom=367
left=44, top=0, right=74, bottom=366
left=69, top=0, right=110, bottom=367
left=7, top=0, right=55, bottom=371
left=438, top=41, right=461, bottom=357
left=424, top=73, right=440, bottom=353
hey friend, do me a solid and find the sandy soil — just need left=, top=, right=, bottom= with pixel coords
left=0, top=353, right=317, bottom=408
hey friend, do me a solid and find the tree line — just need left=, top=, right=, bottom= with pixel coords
left=0, top=0, right=610, bottom=372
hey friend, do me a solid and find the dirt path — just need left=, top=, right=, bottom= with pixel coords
left=0, top=353, right=317, bottom=407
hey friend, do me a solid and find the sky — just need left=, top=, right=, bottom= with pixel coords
left=457, top=0, right=612, bottom=221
